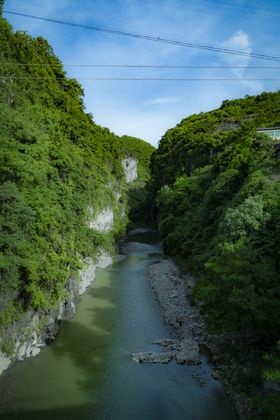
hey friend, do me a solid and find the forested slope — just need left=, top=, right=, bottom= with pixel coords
left=0, top=16, right=153, bottom=332
left=152, top=91, right=280, bottom=418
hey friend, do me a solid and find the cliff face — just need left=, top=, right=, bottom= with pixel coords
left=0, top=163, right=141, bottom=375
left=122, top=157, right=138, bottom=183
left=0, top=17, right=154, bottom=373
left=152, top=91, right=280, bottom=188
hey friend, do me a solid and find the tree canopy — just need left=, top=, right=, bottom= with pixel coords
left=0, top=16, right=153, bottom=326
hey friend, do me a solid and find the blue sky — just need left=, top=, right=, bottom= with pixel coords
left=3, top=0, right=280, bottom=146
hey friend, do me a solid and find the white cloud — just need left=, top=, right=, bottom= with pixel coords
left=144, top=96, right=179, bottom=106
left=224, top=30, right=252, bottom=53
left=222, top=30, right=252, bottom=70
left=222, top=30, right=263, bottom=92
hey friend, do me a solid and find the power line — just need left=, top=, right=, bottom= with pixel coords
left=3, top=10, right=280, bottom=62
left=2, top=63, right=280, bottom=69
left=141, top=0, right=280, bottom=16
left=140, top=0, right=249, bottom=20
left=1, top=76, right=279, bottom=81
left=140, top=0, right=280, bottom=21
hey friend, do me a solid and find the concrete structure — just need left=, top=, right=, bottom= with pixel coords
left=256, top=127, right=280, bottom=141
left=256, top=127, right=280, bottom=159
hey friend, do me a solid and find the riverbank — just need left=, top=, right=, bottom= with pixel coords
left=0, top=251, right=113, bottom=376
left=0, top=228, right=237, bottom=420
left=147, top=258, right=259, bottom=420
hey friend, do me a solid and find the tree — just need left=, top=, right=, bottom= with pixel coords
left=0, top=1, right=4, bottom=16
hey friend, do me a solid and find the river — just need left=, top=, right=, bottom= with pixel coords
left=0, top=229, right=237, bottom=420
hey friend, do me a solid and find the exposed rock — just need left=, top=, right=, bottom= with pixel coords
left=0, top=352, right=11, bottom=374
left=212, top=371, right=220, bottom=380
left=175, top=338, right=200, bottom=365
left=148, top=259, right=197, bottom=340
left=212, top=120, right=240, bottom=133
left=130, top=260, right=201, bottom=367
left=192, top=371, right=208, bottom=386
left=78, top=253, right=112, bottom=295
left=89, top=207, right=114, bottom=233
left=151, top=338, right=200, bottom=365
left=132, top=334, right=200, bottom=365
left=147, top=257, right=258, bottom=419
left=122, top=157, right=138, bottom=183
left=115, top=191, right=121, bottom=201
left=131, top=351, right=173, bottom=364
left=0, top=251, right=113, bottom=376
left=153, top=339, right=179, bottom=349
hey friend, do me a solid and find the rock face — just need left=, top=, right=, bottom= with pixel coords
left=89, top=207, right=114, bottom=233
left=212, top=120, right=240, bottom=133
left=0, top=352, right=10, bottom=374
left=78, top=254, right=112, bottom=295
left=122, top=157, right=138, bottom=183
left=0, top=177, right=133, bottom=376
left=0, top=251, right=113, bottom=376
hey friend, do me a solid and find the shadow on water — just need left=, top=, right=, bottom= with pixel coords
left=0, top=403, right=92, bottom=420
left=126, top=227, right=159, bottom=245
left=0, top=274, right=120, bottom=419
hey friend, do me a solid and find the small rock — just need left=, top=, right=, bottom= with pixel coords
left=131, top=351, right=173, bottom=364
left=175, top=338, right=201, bottom=365
left=211, top=371, right=219, bottom=380
left=30, top=348, right=41, bottom=357
left=153, top=339, right=180, bottom=351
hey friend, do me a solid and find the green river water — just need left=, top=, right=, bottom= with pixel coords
left=0, top=229, right=237, bottom=420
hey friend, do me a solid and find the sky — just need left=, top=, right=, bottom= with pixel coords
left=3, top=0, right=280, bottom=146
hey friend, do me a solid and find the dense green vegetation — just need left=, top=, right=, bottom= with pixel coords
left=120, top=136, right=154, bottom=224
left=0, top=16, right=153, bottom=328
left=152, top=91, right=280, bottom=418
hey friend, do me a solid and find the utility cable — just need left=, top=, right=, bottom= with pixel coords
left=2, top=64, right=280, bottom=69
left=1, top=77, right=280, bottom=81
left=140, top=0, right=280, bottom=16
left=3, top=10, right=280, bottom=62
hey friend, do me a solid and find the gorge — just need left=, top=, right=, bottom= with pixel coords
left=1, top=10, right=280, bottom=420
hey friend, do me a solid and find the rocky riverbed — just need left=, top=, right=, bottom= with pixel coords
left=132, top=258, right=259, bottom=420
left=131, top=259, right=201, bottom=366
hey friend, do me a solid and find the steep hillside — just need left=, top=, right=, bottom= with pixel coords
left=0, top=16, right=153, bottom=370
left=152, top=91, right=280, bottom=418
left=153, top=92, right=280, bottom=188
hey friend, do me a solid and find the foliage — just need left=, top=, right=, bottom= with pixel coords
left=152, top=91, right=280, bottom=336
left=263, top=341, right=280, bottom=385
left=252, top=393, right=280, bottom=420
left=119, top=136, right=154, bottom=223
left=0, top=16, right=153, bottom=326
left=152, top=91, right=280, bottom=416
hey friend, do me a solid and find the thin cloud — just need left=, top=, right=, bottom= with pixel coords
left=222, top=30, right=263, bottom=92
left=144, top=96, right=179, bottom=105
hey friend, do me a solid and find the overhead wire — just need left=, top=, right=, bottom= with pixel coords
left=1, top=64, right=280, bottom=69
left=141, top=0, right=280, bottom=16
left=3, top=10, right=280, bottom=62
left=1, top=77, right=280, bottom=81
